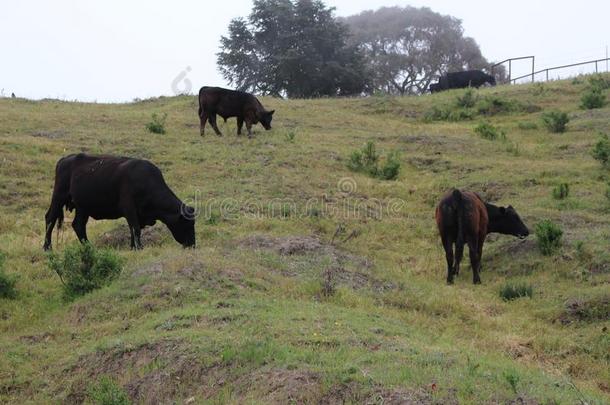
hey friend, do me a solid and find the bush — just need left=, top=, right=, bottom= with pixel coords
left=580, top=87, right=606, bottom=109
left=535, top=220, right=563, bottom=256
left=0, top=253, right=17, bottom=300
left=587, top=74, right=610, bottom=90
left=591, top=133, right=610, bottom=167
left=456, top=89, right=477, bottom=108
left=474, top=122, right=506, bottom=141
left=284, top=130, right=296, bottom=142
left=500, top=283, right=533, bottom=301
left=88, top=376, right=131, bottom=405
left=347, top=141, right=400, bottom=180
left=48, top=243, right=123, bottom=299
left=145, top=112, right=167, bottom=134
left=476, top=95, right=520, bottom=115
left=517, top=121, right=538, bottom=130
left=552, top=183, right=569, bottom=200
left=541, top=111, right=569, bottom=133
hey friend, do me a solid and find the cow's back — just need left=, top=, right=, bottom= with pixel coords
left=436, top=190, right=488, bottom=240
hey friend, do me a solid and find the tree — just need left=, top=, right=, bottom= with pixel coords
left=342, top=6, right=502, bottom=95
left=217, top=0, right=368, bottom=98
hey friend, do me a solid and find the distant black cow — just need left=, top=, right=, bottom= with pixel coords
left=43, top=153, right=196, bottom=250
left=435, top=190, right=529, bottom=284
left=429, top=70, right=496, bottom=93
left=198, top=86, right=275, bottom=138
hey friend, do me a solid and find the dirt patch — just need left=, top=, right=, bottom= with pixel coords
left=96, top=224, right=167, bottom=249
left=30, top=130, right=66, bottom=139
left=239, top=235, right=323, bottom=255
left=235, top=368, right=322, bottom=403
left=559, top=295, right=610, bottom=324
left=64, top=340, right=229, bottom=404
left=321, top=383, right=456, bottom=405
left=408, top=157, right=453, bottom=173
left=19, top=332, right=54, bottom=344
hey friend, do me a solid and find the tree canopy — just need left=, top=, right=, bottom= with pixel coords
left=217, top=0, right=368, bottom=98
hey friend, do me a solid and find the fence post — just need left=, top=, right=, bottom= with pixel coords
left=509, top=59, right=512, bottom=83
left=531, top=56, right=535, bottom=83
left=546, top=69, right=549, bottom=82
left=595, top=61, right=598, bottom=73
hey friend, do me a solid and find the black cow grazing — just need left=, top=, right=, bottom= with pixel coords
left=435, top=190, right=529, bottom=285
left=198, top=86, right=275, bottom=138
left=429, top=70, right=496, bottom=93
left=43, top=153, right=196, bottom=251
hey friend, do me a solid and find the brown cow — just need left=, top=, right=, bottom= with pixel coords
left=435, top=189, right=529, bottom=284
left=198, top=86, right=274, bottom=138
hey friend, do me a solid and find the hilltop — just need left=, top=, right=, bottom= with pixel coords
left=0, top=77, right=609, bottom=403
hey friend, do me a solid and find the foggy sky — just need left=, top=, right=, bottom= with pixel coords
left=1, top=0, right=608, bottom=102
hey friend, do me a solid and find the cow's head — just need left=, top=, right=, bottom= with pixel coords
left=488, top=205, right=529, bottom=239
left=166, top=205, right=196, bottom=248
left=258, top=110, right=275, bottom=130
left=488, top=75, right=497, bottom=86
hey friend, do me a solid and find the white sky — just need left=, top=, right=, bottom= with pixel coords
left=1, top=0, right=608, bottom=102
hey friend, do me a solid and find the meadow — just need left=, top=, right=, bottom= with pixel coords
left=0, top=76, right=609, bottom=404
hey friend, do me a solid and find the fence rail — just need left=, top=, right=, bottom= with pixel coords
left=510, top=58, right=610, bottom=83
left=491, top=56, right=535, bottom=83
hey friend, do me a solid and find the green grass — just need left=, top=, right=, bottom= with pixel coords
left=1, top=75, right=609, bottom=403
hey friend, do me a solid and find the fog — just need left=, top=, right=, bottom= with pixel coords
left=1, top=0, right=608, bottom=102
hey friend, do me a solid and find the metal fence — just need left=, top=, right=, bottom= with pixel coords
left=510, top=58, right=610, bottom=84
left=491, top=56, right=535, bottom=83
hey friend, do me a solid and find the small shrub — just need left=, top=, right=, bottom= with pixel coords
left=347, top=141, right=400, bottom=180
left=503, top=369, right=520, bottom=394
left=532, top=82, right=545, bottom=96
left=284, top=130, right=296, bottom=142
left=456, top=89, right=477, bottom=108
left=0, top=253, right=17, bottom=300
left=476, top=95, right=521, bottom=115
left=541, top=111, right=569, bottom=133
left=205, top=210, right=221, bottom=225
left=552, top=183, right=569, bottom=200
left=474, top=122, right=506, bottom=141
left=535, top=220, right=563, bottom=256
left=591, top=133, right=610, bottom=167
left=605, top=183, right=610, bottom=202
left=321, top=268, right=335, bottom=297
left=378, top=152, right=401, bottom=180
left=500, top=283, right=533, bottom=301
left=424, top=105, right=472, bottom=122
left=517, top=121, right=538, bottom=130
left=145, top=112, right=167, bottom=134
left=48, top=243, right=123, bottom=299
left=88, top=376, right=131, bottom=405
left=505, top=141, right=520, bottom=156
left=580, top=87, right=606, bottom=109
left=587, top=74, right=610, bottom=90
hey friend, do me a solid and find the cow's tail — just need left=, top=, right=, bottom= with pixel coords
left=452, top=189, right=464, bottom=246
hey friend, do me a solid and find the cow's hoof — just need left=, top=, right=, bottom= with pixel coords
left=43, top=244, right=52, bottom=251
left=446, top=278, right=454, bottom=285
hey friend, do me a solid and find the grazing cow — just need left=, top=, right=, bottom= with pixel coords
left=43, top=153, right=196, bottom=251
left=198, top=86, right=275, bottom=138
left=435, top=190, right=529, bottom=284
left=429, top=70, right=496, bottom=93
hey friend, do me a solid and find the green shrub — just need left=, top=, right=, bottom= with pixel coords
left=591, top=133, right=610, bottom=167
left=499, top=283, right=533, bottom=301
left=606, top=183, right=610, bottom=202
left=535, top=220, right=563, bottom=256
left=476, top=95, right=519, bottom=115
left=88, top=376, right=131, bottom=405
left=347, top=141, right=400, bottom=180
left=48, top=243, right=123, bottom=299
left=424, top=105, right=473, bottom=122
left=580, top=87, right=606, bottom=109
left=541, top=111, right=569, bottom=133
left=552, top=183, right=569, bottom=200
left=456, top=89, right=477, bottom=108
left=284, top=130, right=296, bottom=142
left=587, top=74, right=610, bottom=90
left=503, top=369, right=520, bottom=394
left=517, top=121, right=538, bottom=130
left=474, top=122, right=506, bottom=141
left=145, top=112, right=167, bottom=134
left=0, top=253, right=18, bottom=300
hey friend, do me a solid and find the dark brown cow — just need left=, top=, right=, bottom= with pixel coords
left=198, top=86, right=274, bottom=138
left=435, top=189, right=529, bottom=284
left=43, top=153, right=196, bottom=251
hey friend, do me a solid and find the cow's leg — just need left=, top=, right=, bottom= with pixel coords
left=209, top=113, right=222, bottom=136
left=477, top=235, right=486, bottom=273
left=469, top=240, right=481, bottom=284
left=245, top=120, right=253, bottom=138
left=44, top=203, right=61, bottom=250
left=441, top=234, right=455, bottom=284
left=454, top=240, right=464, bottom=276
left=237, top=117, right=244, bottom=136
left=72, top=210, right=89, bottom=243
left=199, top=109, right=208, bottom=136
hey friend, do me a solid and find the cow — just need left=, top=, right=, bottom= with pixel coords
left=43, top=153, right=196, bottom=251
left=435, top=189, right=529, bottom=285
left=198, top=86, right=275, bottom=138
left=429, top=70, right=496, bottom=93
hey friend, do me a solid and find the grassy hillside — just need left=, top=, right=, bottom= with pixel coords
left=0, top=76, right=609, bottom=404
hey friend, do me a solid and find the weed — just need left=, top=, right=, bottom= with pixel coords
left=499, top=283, right=533, bottom=301
left=581, top=87, right=606, bottom=109
left=474, top=122, right=506, bottom=141
left=87, top=376, right=131, bottom=405
left=145, top=112, right=167, bottom=134
left=535, top=220, right=563, bottom=256
left=541, top=111, right=569, bottom=133
left=591, top=133, right=610, bottom=167
left=348, top=141, right=400, bottom=180
left=503, top=369, right=520, bottom=394
left=48, top=242, right=123, bottom=299
left=517, top=121, right=538, bottom=130
left=284, top=130, right=296, bottom=142
left=0, top=252, right=17, bottom=299
left=552, top=183, right=569, bottom=200
left=456, top=89, right=477, bottom=108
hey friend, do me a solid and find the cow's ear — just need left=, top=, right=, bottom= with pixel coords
left=268, top=110, right=275, bottom=116
left=181, top=205, right=196, bottom=220
left=499, top=207, right=506, bottom=215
